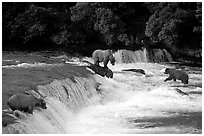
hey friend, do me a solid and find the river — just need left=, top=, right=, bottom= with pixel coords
left=2, top=51, right=202, bottom=134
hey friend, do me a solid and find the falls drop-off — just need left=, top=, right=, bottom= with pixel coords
left=114, top=48, right=173, bottom=63
left=3, top=74, right=114, bottom=134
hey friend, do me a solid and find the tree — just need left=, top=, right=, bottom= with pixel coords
left=145, top=2, right=201, bottom=62
left=9, top=4, right=61, bottom=44
left=71, top=2, right=126, bottom=47
left=2, top=2, right=30, bottom=47
left=3, top=3, right=75, bottom=49
left=145, top=2, right=199, bottom=51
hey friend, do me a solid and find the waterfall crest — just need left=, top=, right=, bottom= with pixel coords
left=114, top=49, right=148, bottom=63
left=114, top=48, right=173, bottom=63
left=147, top=48, right=173, bottom=63
left=3, top=75, right=106, bottom=134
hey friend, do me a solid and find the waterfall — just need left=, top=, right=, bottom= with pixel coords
left=2, top=75, right=107, bottom=134
left=147, top=48, right=173, bottom=63
left=114, top=49, right=148, bottom=63
left=114, top=48, right=173, bottom=63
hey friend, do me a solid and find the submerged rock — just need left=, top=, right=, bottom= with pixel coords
left=122, top=69, right=145, bottom=75
left=174, top=88, right=189, bottom=96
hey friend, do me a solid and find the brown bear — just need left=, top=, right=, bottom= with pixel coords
left=164, top=68, right=189, bottom=84
left=7, top=93, right=47, bottom=114
left=92, top=49, right=115, bottom=68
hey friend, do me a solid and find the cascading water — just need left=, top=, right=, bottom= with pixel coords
left=2, top=73, right=104, bottom=133
left=114, top=48, right=173, bottom=63
left=2, top=52, right=202, bottom=134
left=147, top=48, right=173, bottom=63
left=114, top=49, right=148, bottom=63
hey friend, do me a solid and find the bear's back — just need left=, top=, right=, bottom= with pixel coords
left=8, top=94, right=35, bottom=109
left=103, top=49, right=112, bottom=58
left=92, top=49, right=102, bottom=56
left=171, top=69, right=189, bottom=80
left=92, top=49, right=107, bottom=61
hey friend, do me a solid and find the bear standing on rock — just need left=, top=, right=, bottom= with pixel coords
left=164, top=68, right=189, bottom=84
left=7, top=93, right=47, bottom=114
left=92, top=49, right=115, bottom=68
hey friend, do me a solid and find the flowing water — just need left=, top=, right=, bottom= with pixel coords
left=114, top=48, right=173, bottom=63
left=2, top=51, right=202, bottom=134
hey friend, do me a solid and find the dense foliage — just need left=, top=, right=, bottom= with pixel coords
left=145, top=3, right=201, bottom=52
left=2, top=2, right=202, bottom=62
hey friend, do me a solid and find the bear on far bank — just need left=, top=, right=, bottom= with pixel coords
left=7, top=93, right=47, bottom=114
left=164, top=68, right=189, bottom=84
left=92, top=49, right=115, bottom=68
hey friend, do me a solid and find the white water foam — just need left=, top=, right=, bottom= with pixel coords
left=2, top=62, right=62, bottom=68
left=3, top=60, right=202, bottom=134
left=6, top=97, right=74, bottom=133
left=62, top=61, right=202, bottom=134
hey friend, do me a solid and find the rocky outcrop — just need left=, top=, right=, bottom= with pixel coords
left=82, top=61, right=113, bottom=78
left=122, top=69, right=145, bottom=75
left=174, top=88, right=189, bottom=96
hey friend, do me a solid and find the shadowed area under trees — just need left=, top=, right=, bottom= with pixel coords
left=2, top=2, right=202, bottom=64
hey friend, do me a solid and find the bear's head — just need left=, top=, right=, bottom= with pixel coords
left=36, top=98, right=47, bottom=109
left=164, top=68, right=170, bottom=74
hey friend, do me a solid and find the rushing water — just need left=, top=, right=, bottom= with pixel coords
left=114, top=48, right=173, bottom=63
left=2, top=51, right=202, bottom=134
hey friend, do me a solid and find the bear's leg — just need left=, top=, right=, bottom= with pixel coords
left=14, top=111, right=20, bottom=118
left=164, top=77, right=172, bottom=82
left=94, top=60, right=100, bottom=66
left=96, top=62, right=99, bottom=66
left=97, top=62, right=100, bottom=66
left=103, top=60, right=108, bottom=68
left=182, top=79, right=188, bottom=84
left=93, top=60, right=97, bottom=65
left=9, top=105, right=17, bottom=112
left=28, top=105, right=34, bottom=114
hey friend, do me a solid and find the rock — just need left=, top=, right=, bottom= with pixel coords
left=174, top=88, right=189, bottom=96
left=122, top=69, right=145, bottom=75
left=82, top=60, right=113, bottom=78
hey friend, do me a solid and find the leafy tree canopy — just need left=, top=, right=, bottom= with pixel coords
left=145, top=2, right=200, bottom=51
left=2, top=2, right=202, bottom=60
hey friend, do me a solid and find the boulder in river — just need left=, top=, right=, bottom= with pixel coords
left=122, top=69, right=145, bottom=75
left=82, top=60, right=113, bottom=78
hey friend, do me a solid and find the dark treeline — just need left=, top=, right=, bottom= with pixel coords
left=2, top=2, right=202, bottom=62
